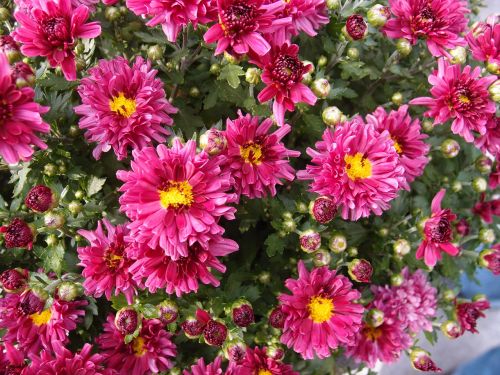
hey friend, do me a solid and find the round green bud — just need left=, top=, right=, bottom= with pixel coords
left=451, top=181, right=462, bottom=192
left=488, top=80, right=500, bottom=102
left=317, top=55, right=328, bottom=68
left=245, top=67, right=261, bottom=85
left=209, top=63, right=221, bottom=75
left=0, top=8, right=10, bottom=22
left=45, top=234, right=58, bottom=246
left=322, top=106, right=343, bottom=127
left=326, top=0, right=340, bottom=10
left=68, top=201, right=83, bottom=215
left=396, top=39, right=412, bottom=56
left=189, top=87, right=200, bottom=98
left=329, top=233, right=347, bottom=253
left=75, top=190, right=85, bottom=200
left=391, top=92, right=404, bottom=105
left=367, top=4, right=390, bottom=28
left=147, top=45, right=164, bottom=61
left=486, top=61, right=499, bottom=75
left=393, top=239, right=411, bottom=257
left=479, top=228, right=495, bottom=244
left=311, top=78, right=331, bottom=99
left=44, top=163, right=58, bottom=177
left=448, top=46, right=467, bottom=65
left=472, top=177, right=487, bottom=193
left=104, top=7, right=121, bottom=22
left=346, top=47, right=360, bottom=60
left=475, top=156, right=493, bottom=174
left=440, top=139, right=460, bottom=158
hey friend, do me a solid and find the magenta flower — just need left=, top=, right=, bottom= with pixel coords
left=117, top=139, right=236, bottom=260
left=75, top=57, right=177, bottom=160
left=0, top=342, right=26, bottom=373
left=416, top=189, right=459, bottom=267
left=456, top=298, right=490, bottom=334
left=183, top=356, right=224, bottom=375
left=0, top=218, right=34, bottom=249
left=230, top=346, right=298, bottom=374
left=366, top=105, right=429, bottom=189
left=475, top=116, right=500, bottom=158
left=127, top=236, right=238, bottom=296
left=0, top=54, right=49, bottom=164
left=278, top=261, right=364, bottom=359
left=204, top=0, right=290, bottom=56
left=466, top=21, right=500, bottom=68
left=382, top=0, right=469, bottom=57
left=223, top=111, right=300, bottom=199
left=126, top=0, right=213, bottom=43
left=97, top=315, right=176, bottom=375
left=77, top=219, right=137, bottom=304
left=410, top=59, right=497, bottom=143
left=298, top=117, right=405, bottom=220
left=252, top=43, right=316, bottom=127
left=13, top=0, right=101, bottom=80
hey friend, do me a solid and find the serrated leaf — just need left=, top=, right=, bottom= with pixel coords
left=87, top=176, right=107, bottom=197
left=41, top=243, right=65, bottom=275
left=11, top=164, right=31, bottom=197
left=218, top=64, right=245, bottom=89
left=265, top=233, right=285, bottom=257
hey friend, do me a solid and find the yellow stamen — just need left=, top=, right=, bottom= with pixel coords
left=308, top=295, right=334, bottom=323
left=258, top=370, right=272, bottom=375
left=109, top=92, right=136, bottom=118
left=30, top=309, right=51, bottom=326
left=363, top=325, right=383, bottom=341
left=344, top=153, right=372, bottom=180
left=104, top=252, right=123, bottom=269
left=132, top=337, right=146, bottom=356
left=391, top=136, right=403, bottom=154
left=240, top=142, right=263, bottom=165
left=458, top=95, right=470, bottom=104
left=158, top=181, right=194, bottom=209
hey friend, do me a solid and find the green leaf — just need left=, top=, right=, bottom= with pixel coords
left=218, top=64, right=245, bottom=89
left=10, top=164, right=31, bottom=197
left=111, top=294, right=129, bottom=310
left=87, top=176, right=107, bottom=197
left=41, top=243, right=65, bottom=275
left=265, top=233, right=285, bottom=257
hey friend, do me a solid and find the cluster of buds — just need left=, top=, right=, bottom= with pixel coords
left=181, top=309, right=228, bottom=346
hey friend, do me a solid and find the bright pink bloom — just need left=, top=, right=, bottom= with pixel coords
left=252, top=43, right=316, bottom=127
left=481, top=244, right=500, bottom=276
left=382, top=0, right=469, bottom=57
left=223, top=111, right=300, bottom=199
left=472, top=194, right=500, bottom=224
left=456, top=298, right=490, bottom=334
left=77, top=219, right=137, bottom=304
left=204, top=0, right=290, bottom=56
left=0, top=342, right=26, bottom=374
left=183, top=356, right=224, bottom=375
left=366, top=105, right=429, bottom=189
left=278, top=261, right=364, bottom=359
left=117, top=139, right=236, bottom=260
left=410, top=59, right=497, bottom=143
left=475, top=116, right=500, bottom=158
left=13, top=0, right=101, bottom=80
left=297, top=117, right=404, bottom=220
left=0, top=54, right=49, bottom=164
left=466, top=21, right=500, bottom=67
left=416, top=189, right=459, bottom=267
left=127, top=236, right=238, bottom=296
left=75, top=57, right=177, bottom=160
left=230, top=346, right=298, bottom=374
left=97, top=315, right=176, bottom=375
left=126, top=0, right=213, bottom=43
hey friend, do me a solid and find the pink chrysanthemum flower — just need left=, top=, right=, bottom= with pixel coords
left=0, top=54, right=49, bottom=164
left=0, top=342, right=26, bottom=374
left=416, top=189, right=459, bottom=267
left=456, top=298, right=490, bottom=334
left=204, top=0, right=290, bottom=56
left=466, top=21, right=500, bottom=68
left=382, top=0, right=469, bottom=57
left=230, top=346, right=298, bottom=374
left=25, top=340, right=110, bottom=375
left=183, top=356, right=223, bottom=375
left=297, top=117, right=405, bottom=220
left=126, top=0, right=213, bottom=43
left=252, top=43, right=316, bottom=127
left=475, top=116, right=500, bottom=158
left=13, top=0, right=101, bottom=80
left=410, top=59, right=497, bottom=143
left=75, top=57, right=177, bottom=160
left=97, top=315, right=176, bottom=375
left=117, top=139, right=236, bottom=260
left=127, top=235, right=238, bottom=296
left=278, top=261, right=364, bottom=359
left=223, top=111, right=300, bottom=199
left=77, top=219, right=137, bottom=304
left=366, top=105, right=429, bottom=189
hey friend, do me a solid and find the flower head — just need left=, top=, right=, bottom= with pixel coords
left=0, top=269, right=29, bottom=293
left=25, top=185, right=56, bottom=213
left=456, top=298, right=490, bottom=334
left=0, top=36, right=21, bottom=63
left=278, top=261, right=364, bottom=359
left=346, top=14, right=367, bottom=40
left=232, top=301, right=254, bottom=327
left=223, top=111, right=300, bottom=199
left=472, top=194, right=500, bottom=224
left=13, top=0, right=101, bottom=80
left=0, top=218, right=34, bottom=249
left=382, top=0, right=469, bottom=57
left=416, top=189, right=459, bottom=267
left=231, top=346, right=298, bottom=374
left=117, top=139, right=236, bottom=260
left=183, top=356, right=224, bottom=375
left=466, top=21, right=500, bottom=67
left=298, top=117, right=404, bottom=220
left=410, top=348, right=442, bottom=372
left=479, top=244, right=500, bottom=275
left=75, top=57, right=177, bottom=160
left=410, top=59, right=497, bottom=143
left=475, top=116, right=500, bottom=158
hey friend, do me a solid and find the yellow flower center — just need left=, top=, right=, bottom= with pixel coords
left=363, top=325, right=383, bottom=342
left=158, top=180, right=194, bottom=209
left=391, top=136, right=403, bottom=154
left=30, top=309, right=51, bottom=326
left=240, top=142, right=263, bottom=165
left=132, top=337, right=146, bottom=356
left=258, top=370, right=272, bottom=375
left=308, top=295, right=334, bottom=323
left=344, top=153, right=372, bottom=180
left=458, top=95, right=470, bottom=104
left=109, top=92, right=136, bottom=118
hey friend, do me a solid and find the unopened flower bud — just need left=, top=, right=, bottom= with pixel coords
left=479, top=228, right=495, bottom=244
left=12, top=62, right=35, bottom=88
left=451, top=180, right=462, bottom=192
left=329, top=233, right=347, bottom=253
left=472, top=293, right=488, bottom=303
left=299, top=230, right=321, bottom=253
left=345, top=15, right=368, bottom=40
left=0, top=8, right=10, bottom=22
left=267, top=344, right=285, bottom=361
left=396, top=39, right=412, bottom=56
left=421, top=119, right=433, bottom=132
left=472, top=177, right=487, bottom=193
left=245, top=67, right=261, bottom=85
left=200, top=128, right=227, bottom=156
left=0, top=268, right=28, bottom=293
left=0, top=36, right=21, bottom=64
left=391, top=92, right=403, bottom=105
left=296, top=202, right=308, bottom=213
left=475, top=156, right=493, bottom=174
left=209, top=63, right=221, bottom=75
left=448, top=46, right=467, bottom=65
left=313, top=249, right=331, bottom=266
left=57, top=281, right=83, bottom=302
left=347, top=246, right=358, bottom=257
left=44, top=211, right=65, bottom=229
left=488, top=80, right=500, bottom=102
left=348, top=259, right=373, bottom=283
left=224, top=341, right=246, bottom=363
left=478, top=248, right=500, bottom=275
left=44, top=163, right=58, bottom=176
left=115, top=307, right=140, bottom=335
left=366, top=308, right=384, bottom=328
left=68, top=201, right=83, bottom=215
left=269, top=306, right=286, bottom=329
left=147, top=45, right=163, bottom=61
left=258, top=271, right=271, bottom=284
left=302, top=72, right=313, bottom=85
left=390, top=273, right=403, bottom=286
left=232, top=300, right=254, bottom=327
left=204, top=320, right=227, bottom=346
left=441, top=320, right=461, bottom=339
left=367, top=4, right=390, bottom=27
left=0, top=218, right=34, bottom=249
left=440, top=139, right=460, bottom=158
left=317, top=55, right=328, bottom=68
left=455, top=218, right=470, bottom=236
left=25, top=185, right=57, bottom=213
left=282, top=218, right=296, bottom=233
left=309, top=196, right=337, bottom=224
left=410, top=348, right=442, bottom=372
left=378, top=227, right=389, bottom=237
left=158, top=300, right=178, bottom=324
left=181, top=316, right=205, bottom=338
left=302, top=60, right=315, bottom=74
left=19, top=287, right=48, bottom=315
left=393, top=239, right=411, bottom=257
left=311, top=78, right=331, bottom=99
left=442, top=289, right=456, bottom=302
left=486, top=61, right=499, bottom=75
left=104, top=6, right=121, bottom=22
left=326, top=0, right=340, bottom=10
left=223, top=51, right=239, bottom=64
left=189, top=86, right=200, bottom=98
left=322, top=106, right=343, bottom=127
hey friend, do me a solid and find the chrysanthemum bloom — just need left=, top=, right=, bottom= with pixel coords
left=266, top=0, right=329, bottom=45
left=480, top=244, right=500, bottom=275
left=410, top=59, right=497, bottom=143
left=0, top=54, right=49, bottom=164
left=0, top=218, right=34, bottom=249
left=97, top=315, right=176, bottom=375
left=0, top=342, right=26, bottom=374
left=456, top=298, right=490, bottom=334
left=13, top=0, right=101, bottom=80
left=466, top=22, right=500, bottom=68
left=252, top=43, right=316, bottom=127
left=25, top=185, right=56, bottom=213
left=382, top=0, right=469, bottom=57
left=366, top=105, right=429, bottom=189
left=204, top=0, right=290, bottom=56
left=117, top=139, right=236, bottom=260
left=223, top=111, right=300, bottom=199
left=25, top=340, right=109, bottom=375
left=455, top=218, right=470, bottom=237
left=77, top=219, right=137, bottom=304
left=472, top=194, right=500, bottom=224
left=0, top=268, right=29, bottom=293
left=75, top=57, right=177, bottom=160
left=416, top=189, right=459, bottom=267
left=231, top=346, right=298, bottom=374
left=345, top=14, right=367, bottom=40
left=127, top=0, right=213, bottom=43
left=475, top=116, right=500, bottom=158
left=183, top=356, right=224, bottom=375
left=278, top=261, right=364, bottom=359
left=297, top=117, right=404, bottom=220
left=410, top=348, right=442, bottom=373
left=127, top=235, right=238, bottom=296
